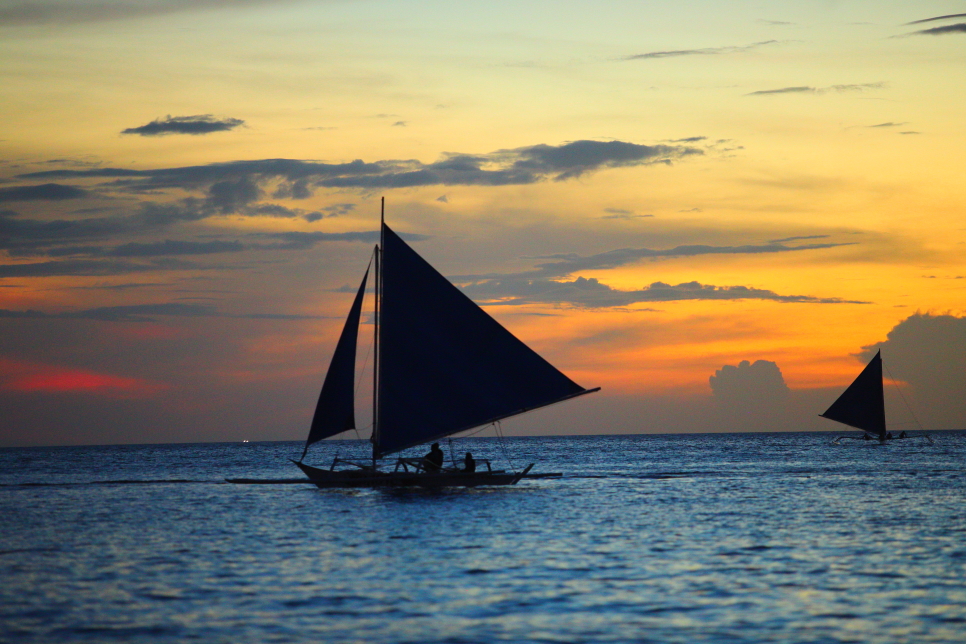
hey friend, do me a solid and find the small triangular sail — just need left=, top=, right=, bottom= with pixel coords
left=376, top=223, right=592, bottom=457
left=820, top=350, right=886, bottom=438
left=302, top=267, right=370, bottom=458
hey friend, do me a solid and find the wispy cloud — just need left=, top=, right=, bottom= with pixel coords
left=121, top=115, right=245, bottom=136
left=747, top=83, right=884, bottom=96
left=599, top=208, right=653, bottom=220
left=0, top=0, right=302, bottom=27
left=0, top=183, right=88, bottom=202
left=623, top=40, right=779, bottom=61
left=0, top=302, right=320, bottom=322
left=461, top=276, right=862, bottom=308
left=905, top=13, right=966, bottom=25
left=905, top=23, right=966, bottom=36
left=470, top=240, right=854, bottom=281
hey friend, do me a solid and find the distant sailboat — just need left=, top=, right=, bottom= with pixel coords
left=822, top=350, right=931, bottom=444
left=294, top=200, right=599, bottom=486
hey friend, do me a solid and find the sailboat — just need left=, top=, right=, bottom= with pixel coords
left=822, top=350, right=931, bottom=444
left=293, top=200, right=599, bottom=487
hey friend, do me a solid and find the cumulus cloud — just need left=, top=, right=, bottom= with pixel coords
left=709, top=359, right=791, bottom=431
left=623, top=40, right=779, bottom=60
left=710, top=359, right=790, bottom=401
left=858, top=313, right=966, bottom=429
left=121, top=115, right=245, bottom=136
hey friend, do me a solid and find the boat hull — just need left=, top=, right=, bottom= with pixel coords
left=293, top=460, right=533, bottom=488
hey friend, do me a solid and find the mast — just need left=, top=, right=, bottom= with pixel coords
left=371, top=197, right=384, bottom=467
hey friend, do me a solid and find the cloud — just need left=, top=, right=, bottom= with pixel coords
left=709, top=359, right=791, bottom=431
left=710, top=359, right=789, bottom=401
left=257, top=230, right=398, bottom=251
left=107, top=240, right=246, bottom=257
left=0, top=0, right=302, bottom=26
left=302, top=203, right=356, bottom=223
left=461, top=276, right=861, bottom=308
left=0, top=183, right=89, bottom=202
left=599, top=209, right=654, bottom=220
left=0, top=200, right=209, bottom=254
left=0, top=257, right=205, bottom=278
left=0, top=302, right=320, bottom=322
left=1, top=139, right=706, bottom=277
left=868, top=122, right=907, bottom=128
left=447, top=238, right=860, bottom=307
left=905, top=13, right=966, bottom=25
left=747, top=83, right=883, bottom=96
left=768, top=235, right=830, bottom=243
left=858, top=313, right=966, bottom=429
left=906, top=23, right=966, bottom=36
left=18, top=139, right=704, bottom=195
left=469, top=239, right=854, bottom=282
left=121, top=115, right=245, bottom=136
left=623, top=40, right=779, bottom=60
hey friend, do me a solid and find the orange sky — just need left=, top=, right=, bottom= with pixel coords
left=1, top=1, right=964, bottom=446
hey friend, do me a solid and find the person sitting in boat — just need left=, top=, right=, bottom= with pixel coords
left=423, top=443, right=444, bottom=473
left=899, top=431, right=907, bottom=438
left=463, top=452, right=476, bottom=473
left=886, top=432, right=894, bottom=440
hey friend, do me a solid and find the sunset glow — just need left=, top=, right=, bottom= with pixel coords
left=1, top=0, right=964, bottom=446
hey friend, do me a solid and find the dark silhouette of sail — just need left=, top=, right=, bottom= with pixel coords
left=302, top=268, right=369, bottom=456
left=820, top=350, right=886, bottom=438
left=376, top=223, right=590, bottom=457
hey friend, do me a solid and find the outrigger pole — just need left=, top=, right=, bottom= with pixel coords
left=371, top=196, right=384, bottom=469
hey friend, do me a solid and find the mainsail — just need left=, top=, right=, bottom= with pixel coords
left=820, top=350, right=886, bottom=438
left=301, top=267, right=369, bottom=459
left=375, top=223, right=594, bottom=457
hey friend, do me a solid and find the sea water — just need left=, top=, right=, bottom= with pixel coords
left=2, top=432, right=965, bottom=644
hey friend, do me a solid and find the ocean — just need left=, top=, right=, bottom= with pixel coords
left=2, top=432, right=965, bottom=644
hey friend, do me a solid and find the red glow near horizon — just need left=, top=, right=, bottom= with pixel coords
left=1, top=359, right=168, bottom=397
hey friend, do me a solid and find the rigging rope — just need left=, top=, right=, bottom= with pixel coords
left=883, top=361, right=925, bottom=432
left=493, top=420, right=519, bottom=473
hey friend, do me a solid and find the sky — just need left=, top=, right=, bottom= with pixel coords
left=1, top=0, right=965, bottom=447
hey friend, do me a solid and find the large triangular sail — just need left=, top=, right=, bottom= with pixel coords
left=301, top=266, right=369, bottom=459
left=820, top=350, right=886, bottom=438
left=375, top=223, right=595, bottom=457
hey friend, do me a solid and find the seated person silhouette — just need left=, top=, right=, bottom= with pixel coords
left=423, top=443, right=444, bottom=473
left=899, top=431, right=907, bottom=438
left=463, top=452, right=476, bottom=473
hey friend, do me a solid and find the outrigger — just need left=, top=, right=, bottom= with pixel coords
left=822, top=350, right=932, bottom=445
left=285, top=199, right=596, bottom=488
